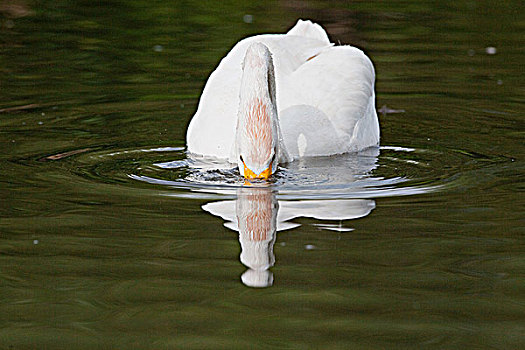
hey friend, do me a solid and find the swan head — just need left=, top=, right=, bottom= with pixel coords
left=235, top=42, right=279, bottom=180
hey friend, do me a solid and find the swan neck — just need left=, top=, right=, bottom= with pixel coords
left=235, top=44, right=279, bottom=174
left=239, top=61, right=275, bottom=113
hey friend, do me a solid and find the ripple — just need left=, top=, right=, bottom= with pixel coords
left=75, top=145, right=443, bottom=200
left=25, top=143, right=510, bottom=201
left=151, top=146, right=441, bottom=200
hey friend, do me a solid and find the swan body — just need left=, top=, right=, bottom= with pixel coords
left=186, top=19, right=379, bottom=178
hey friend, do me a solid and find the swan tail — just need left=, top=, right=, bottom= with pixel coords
left=287, top=19, right=331, bottom=45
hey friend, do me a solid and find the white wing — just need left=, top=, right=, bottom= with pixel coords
left=280, top=45, right=379, bottom=157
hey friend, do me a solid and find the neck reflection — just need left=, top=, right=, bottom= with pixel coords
left=236, top=187, right=278, bottom=287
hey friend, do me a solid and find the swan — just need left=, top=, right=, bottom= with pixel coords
left=186, top=19, right=379, bottom=179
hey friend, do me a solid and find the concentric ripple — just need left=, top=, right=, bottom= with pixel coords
left=36, top=144, right=494, bottom=201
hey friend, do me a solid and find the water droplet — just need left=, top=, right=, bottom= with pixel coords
left=280, top=242, right=286, bottom=247
left=33, top=240, right=39, bottom=245
left=38, top=121, right=43, bottom=125
left=497, top=79, right=503, bottom=85
left=243, top=14, right=253, bottom=24
left=153, top=45, right=163, bottom=52
left=180, top=103, right=185, bottom=108
left=485, top=47, right=497, bottom=55
left=305, top=244, right=316, bottom=250
left=41, top=112, right=45, bottom=116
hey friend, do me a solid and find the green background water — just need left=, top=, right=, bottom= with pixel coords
left=1, top=0, right=524, bottom=349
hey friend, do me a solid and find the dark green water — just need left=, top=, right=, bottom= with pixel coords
left=1, top=1, right=524, bottom=349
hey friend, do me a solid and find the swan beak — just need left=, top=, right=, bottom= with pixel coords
left=243, top=161, right=272, bottom=180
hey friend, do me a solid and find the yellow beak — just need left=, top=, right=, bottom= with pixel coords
left=243, top=161, right=272, bottom=180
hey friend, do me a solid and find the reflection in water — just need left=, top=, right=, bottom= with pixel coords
left=204, top=187, right=278, bottom=287
left=203, top=187, right=375, bottom=287
left=130, top=146, right=437, bottom=287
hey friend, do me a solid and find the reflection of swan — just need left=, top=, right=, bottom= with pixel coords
left=205, top=194, right=375, bottom=233
left=187, top=19, right=379, bottom=179
left=203, top=187, right=375, bottom=287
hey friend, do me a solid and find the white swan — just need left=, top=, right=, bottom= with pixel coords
left=186, top=19, right=379, bottom=179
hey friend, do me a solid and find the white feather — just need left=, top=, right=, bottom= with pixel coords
left=186, top=19, right=379, bottom=162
